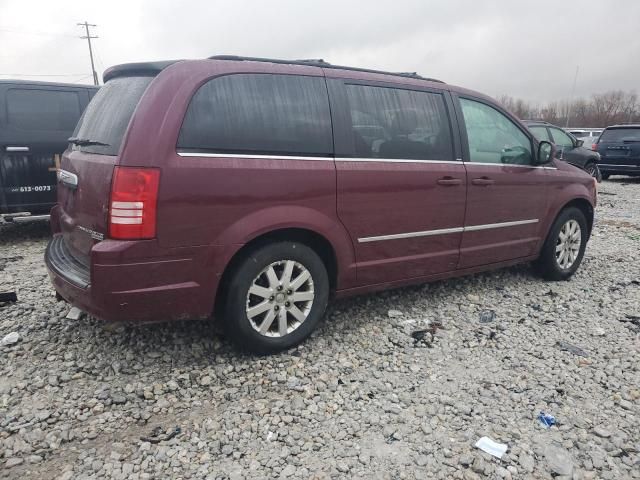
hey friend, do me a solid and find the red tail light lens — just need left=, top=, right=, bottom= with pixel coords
left=592, top=142, right=598, bottom=151
left=109, top=167, right=160, bottom=239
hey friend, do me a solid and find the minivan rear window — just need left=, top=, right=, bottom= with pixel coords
left=72, top=76, right=153, bottom=155
left=599, top=128, right=640, bottom=143
left=177, top=73, right=333, bottom=156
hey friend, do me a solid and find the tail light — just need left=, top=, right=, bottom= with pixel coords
left=592, top=142, right=598, bottom=152
left=109, top=167, right=160, bottom=239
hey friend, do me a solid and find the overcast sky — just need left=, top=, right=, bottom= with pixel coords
left=1, top=0, right=638, bottom=103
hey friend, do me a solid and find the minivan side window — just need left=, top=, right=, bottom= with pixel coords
left=178, top=74, right=333, bottom=156
left=460, top=98, right=533, bottom=165
left=344, top=84, right=453, bottom=160
left=6, top=89, right=81, bottom=131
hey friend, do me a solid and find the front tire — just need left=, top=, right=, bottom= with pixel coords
left=223, top=242, right=329, bottom=354
left=533, top=207, right=588, bottom=281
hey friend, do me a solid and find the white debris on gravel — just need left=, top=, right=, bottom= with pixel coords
left=1, top=331, right=20, bottom=346
left=1, top=179, right=639, bottom=479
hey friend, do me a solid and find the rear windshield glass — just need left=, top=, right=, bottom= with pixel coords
left=599, top=128, right=640, bottom=143
left=72, top=76, right=152, bottom=155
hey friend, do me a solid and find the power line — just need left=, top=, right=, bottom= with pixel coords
left=0, top=26, right=77, bottom=38
left=0, top=73, right=88, bottom=77
left=77, top=21, right=99, bottom=86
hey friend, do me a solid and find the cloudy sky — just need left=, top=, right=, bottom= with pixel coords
left=1, top=0, right=638, bottom=103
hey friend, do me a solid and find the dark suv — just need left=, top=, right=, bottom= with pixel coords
left=45, top=56, right=596, bottom=353
left=0, top=80, right=98, bottom=222
left=593, top=124, right=640, bottom=179
left=524, top=120, right=602, bottom=180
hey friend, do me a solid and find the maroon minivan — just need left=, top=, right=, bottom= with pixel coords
left=45, top=56, right=597, bottom=353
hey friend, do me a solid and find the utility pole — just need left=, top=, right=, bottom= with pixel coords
left=565, top=65, right=579, bottom=128
left=78, top=21, right=99, bottom=86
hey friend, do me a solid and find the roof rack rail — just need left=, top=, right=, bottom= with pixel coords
left=208, top=55, right=444, bottom=84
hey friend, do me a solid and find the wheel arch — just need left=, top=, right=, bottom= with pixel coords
left=214, top=227, right=341, bottom=319
left=556, top=197, right=594, bottom=239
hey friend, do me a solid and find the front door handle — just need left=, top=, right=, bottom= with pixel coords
left=5, top=146, right=29, bottom=152
left=472, top=177, right=495, bottom=186
left=436, top=176, right=462, bottom=186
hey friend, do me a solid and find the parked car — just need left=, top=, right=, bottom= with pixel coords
left=524, top=120, right=602, bottom=180
left=567, top=128, right=602, bottom=139
left=0, top=80, right=98, bottom=222
left=593, top=124, right=640, bottom=179
left=45, top=56, right=597, bottom=353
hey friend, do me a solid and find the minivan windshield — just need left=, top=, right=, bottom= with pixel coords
left=599, top=128, right=640, bottom=143
left=72, top=76, right=153, bottom=155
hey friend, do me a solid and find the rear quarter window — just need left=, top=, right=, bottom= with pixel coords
left=177, top=73, right=333, bottom=156
left=6, top=88, right=81, bottom=131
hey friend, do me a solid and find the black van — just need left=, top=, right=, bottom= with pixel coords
left=0, top=80, right=98, bottom=222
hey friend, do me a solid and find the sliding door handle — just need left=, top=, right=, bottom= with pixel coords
left=472, top=177, right=495, bottom=186
left=436, top=176, right=462, bottom=186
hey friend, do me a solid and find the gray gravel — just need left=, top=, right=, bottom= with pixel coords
left=1, top=178, right=639, bottom=480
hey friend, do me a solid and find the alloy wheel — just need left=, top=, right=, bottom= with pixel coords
left=245, top=260, right=315, bottom=337
left=555, top=219, right=581, bottom=269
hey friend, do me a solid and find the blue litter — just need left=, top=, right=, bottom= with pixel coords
left=538, top=411, right=556, bottom=428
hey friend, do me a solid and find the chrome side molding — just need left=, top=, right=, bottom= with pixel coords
left=358, top=219, right=539, bottom=243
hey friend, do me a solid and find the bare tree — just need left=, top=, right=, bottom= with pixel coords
left=497, top=90, right=640, bottom=127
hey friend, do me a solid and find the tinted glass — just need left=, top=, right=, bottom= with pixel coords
left=550, top=128, right=574, bottom=147
left=73, top=76, right=153, bottom=155
left=344, top=84, right=453, bottom=160
left=530, top=126, right=551, bottom=141
left=599, top=128, right=640, bottom=142
left=460, top=98, right=532, bottom=165
left=6, top=89, right=80, bottom=131
left=178, top=74, right=332, bottom=156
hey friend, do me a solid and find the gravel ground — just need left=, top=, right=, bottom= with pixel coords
left=1, top=178, right=639, bottom=480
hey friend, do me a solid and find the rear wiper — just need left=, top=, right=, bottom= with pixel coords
left=68, top=137, right=110, bottom=147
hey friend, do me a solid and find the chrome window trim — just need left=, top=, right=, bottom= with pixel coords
left=466, top=161, right=557, bottom=170
left=335, top=157, right=461, bottom=165
left=177, top=151, right=333, bottom=161
left=358, top=219, right=539, bottom=243
left=176, top=152, right=557, bottom=169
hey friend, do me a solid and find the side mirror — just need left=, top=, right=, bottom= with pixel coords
left=576, top=139, right=584, bottom=147
left=537, top=141, right=554, bottom=164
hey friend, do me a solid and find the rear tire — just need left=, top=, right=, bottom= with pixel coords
left=585, top=161, right=602, bottom=182
left=533, top=207, right=588, bottom=281
left=223, top=241, right=329, bottom=354
left=601, top=173, right=610, bottom=180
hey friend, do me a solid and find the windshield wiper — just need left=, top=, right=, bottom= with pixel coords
left=68, top=137, right=110, bottom=147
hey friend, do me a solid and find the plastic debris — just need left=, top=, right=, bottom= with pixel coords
left=1, top=332, right=20, bottom=346
left=557, top=341, right=588, bottom=357
left=538, top=411, right=556, bottom=428
left=475, top=436, right=508, bottom=459
left=0, top=291, right=17, bottom=303
left=66, top=306, right=85, bottom=320
left=140, top=426, right=181, bottom=444
left=387, top=309, right=403, bottom=318
left=479, top=310, right=496, bottom=323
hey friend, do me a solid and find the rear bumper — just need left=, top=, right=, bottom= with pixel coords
left=599, top=162, right=640, bottom=175
left=45, top=233, right=237, bottom=323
